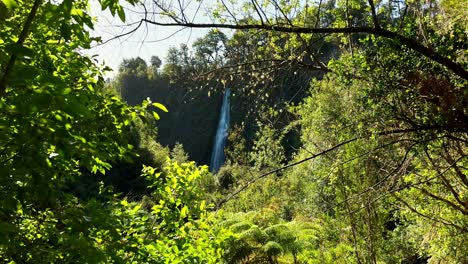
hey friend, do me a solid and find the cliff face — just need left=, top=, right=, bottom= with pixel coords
left=117, top=68, right=313, bottom=166
left=156, top=91, right=222, bottom=165
left=116, top=51, right=333, bottom=166
left=118, top=74, right=223, bottom=165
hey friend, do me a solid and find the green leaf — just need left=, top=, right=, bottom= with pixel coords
left=152, top=111, right=160, bottom=120
left=180, top=206, right=188, bottom=218
left=1, top=0, right=17, bottom=9
left=117, top=6, right=125, bottom=22
left=152, top=102, right=168, bottom=112
left=62, top=88, right=72, bottom=95
left=130, top=205, right=141, bottom=215
left=70, top=8, right=83, bottom=17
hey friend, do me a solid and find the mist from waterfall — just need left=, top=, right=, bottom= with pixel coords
left=210, top=88, right=231, bottom=173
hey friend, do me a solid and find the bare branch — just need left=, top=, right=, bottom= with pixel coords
left=220, top=0, right=238, bottom=24
left=254, top=0, right=271, bottom=25
left=272, top=0, right=292, bottom=25
left=425, top=148, right=468, bottom=211
left=444, top=151, right=468, bottom=189
left=399, top=3, right=408, bottom=30
left=177, top=0, right=188, bottom=23
left=393, top=194, right=467, bottom=231
left=98, top=20, right=145, bottom=46
left=314, top=0, right=322, bottom=28
left=251, top=0, right=266, bottom=25
left=215, top=137, right=359, bottom=209
left=417, top=187, right=468, bottom=215
left=367, top=0, right=380, bottom=28
left=138, top=19, right=468, bottom=80
left=214, top=126, right=450, bottom=210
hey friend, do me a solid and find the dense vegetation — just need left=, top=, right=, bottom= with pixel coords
left=0, top=0, right=466, bottom=263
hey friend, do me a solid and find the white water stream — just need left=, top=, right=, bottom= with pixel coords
left=210, top=89, right=231, bottom=173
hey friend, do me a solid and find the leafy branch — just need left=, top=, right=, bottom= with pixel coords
left=215, top=126, right=450, bottom=209
left=0, top=0, right=42, bottom=97
left=139, top=18, right=468, bottom=80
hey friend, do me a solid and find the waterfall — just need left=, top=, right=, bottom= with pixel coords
left=210, top=88, right=231, bottom=173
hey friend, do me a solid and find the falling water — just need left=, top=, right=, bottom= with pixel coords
left=210, top=88, right=231, bottom=173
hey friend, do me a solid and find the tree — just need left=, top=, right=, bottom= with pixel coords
left=119, top=56, right=148, bottom=76
left=149, top=55, right=162, bottom=77
left=126, top=1, right=467, bottom=262
left=137, top=0, right=467, bottom=190
left=162, top=45, right=194, bottom=79
left=150, top=55, right=162, bottom=68
left=193, top=29, right=228, bottom=67
left=0, top=0, right=225, bottom=262
left=128, top=0, right=466, bottom=80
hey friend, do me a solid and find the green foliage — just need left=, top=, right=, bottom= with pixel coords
left=218, top=211, right=358, bottom=264
left=136, top=161, right=226, bottom=263
left=286, top=28, right=467, bottom=262
left=189, top=1, right=467, bottom=263
left=1, top=160, right=226, bottom=263
left=119, top=57, right=148, bottom=76
left=250, top=124, right=286, bottom=171
left=3, top=0, right=465, bottom=263
left=170, top=142, right=189, bottom=164
left=150, top=55, right=162, bottom=68
left=0, top=0, right=227, bottom=262
left=217, top=165, right=237, bottom=190
left=226, top=124, right=250, bottom=165
left=193, top=29, right=228, bottom=67
left=115, top=55, right=223, bottom=165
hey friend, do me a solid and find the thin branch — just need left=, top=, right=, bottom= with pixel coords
left=152, top=1, right=184, bottom=24
left=0, top=0, right=42, bottom=97
left=337, top=155, right=468, bottom=232
left=346, top=0, right=353, bottom=54
left=126, top=26, right=188, bottom=43
left=444, top=151, right=468, bottom=189
left=220, top=0, right=238, bottom=24
left=417, top=187, right=468, bottom=215
left=195, top=59, right=290, bottom=76
left=395, top=194, right=467, bottom=232
left=214, top=126, right=448, bottom=210
left=425, top=148, right=468, bottom=210
left=254, top=0, right=271, bottom=25
left=367, top=0, right=380, bottom=28
left=401, top=154, right=467, bottom=191
left=272, top=0, right=292, bottom=25
left=399, top=3, right=408, bottom=30
left=251, top=0, right=266, bottom=25
left=98, top=19, right=145, bottom=46
left=271, top=0, right=329, bottom=71
left=139, top=19, right=468, bottom=80
left=190, top=0, right=203, bottom=22
left=314, top=0, right=322, bottom=28
left=177, top=0, right=188, bottom=23
left=215, top=137, right=359, bottom=209
left=335, top=140, right=420, bottom=208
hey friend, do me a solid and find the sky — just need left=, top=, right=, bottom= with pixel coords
left=87, top=1, right=212, bottom=78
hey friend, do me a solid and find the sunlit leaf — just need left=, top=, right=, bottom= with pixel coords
left=152, top=102, right=168, bottom=112
left=1, top=0, right=17, bottom=9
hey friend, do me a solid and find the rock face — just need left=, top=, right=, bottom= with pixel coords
left=118, top=74, right=223, bottom=165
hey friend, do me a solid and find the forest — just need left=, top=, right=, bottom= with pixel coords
left=0, top=0, right=467, bottom=263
